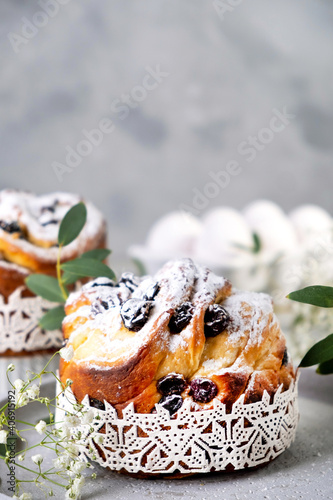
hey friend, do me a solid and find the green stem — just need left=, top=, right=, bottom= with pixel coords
left=57, top=244, right=68, bottom=301
left=14, top=463, right=66, bottom=488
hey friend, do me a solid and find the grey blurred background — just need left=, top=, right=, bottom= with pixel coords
left=1, top=0, right=333, bottom=267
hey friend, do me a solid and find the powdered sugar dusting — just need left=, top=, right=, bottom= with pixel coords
left=0, top=189, right=105, bottom=267
left=64, top=259, right=287, bottom=395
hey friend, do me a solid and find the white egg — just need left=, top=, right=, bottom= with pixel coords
left=289, top=205, right=332, bottom=246
left=193, top=207, right=255, bottom=268
left=129, top=211, right=202, bottom=274
left=145, top=211, right=202, bottom=257
left=243, top=200, right=298, bottom=263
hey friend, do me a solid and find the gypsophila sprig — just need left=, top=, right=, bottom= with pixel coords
left=0, top=351, right=98, bottom=499
left=25, top=202, right=114, bottom=331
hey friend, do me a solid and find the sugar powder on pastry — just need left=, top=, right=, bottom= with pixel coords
left=0, top=190, right=106, bottom=275
left=60, top=258, right=295, bottom=415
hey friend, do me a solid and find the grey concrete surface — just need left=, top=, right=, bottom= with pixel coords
left=1, top=0, right=333, bottom=270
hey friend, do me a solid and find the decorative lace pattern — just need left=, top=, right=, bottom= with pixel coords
left=56, top=378, right=299, bottom=475
left=0, top=288, right=62, bottom=353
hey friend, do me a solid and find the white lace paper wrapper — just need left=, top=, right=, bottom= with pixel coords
left=0, top=287, right=62, bottom=353
left=56, top=377, right=299, bottom=475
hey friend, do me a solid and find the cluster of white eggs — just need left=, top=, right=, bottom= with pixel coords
left=129, top=200, right=333, bottom=296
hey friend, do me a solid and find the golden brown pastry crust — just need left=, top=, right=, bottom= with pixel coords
left=60, top=259, right=295, bottom=415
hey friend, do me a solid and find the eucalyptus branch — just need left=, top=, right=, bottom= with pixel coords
left=287, top=285, right=333, bottom=374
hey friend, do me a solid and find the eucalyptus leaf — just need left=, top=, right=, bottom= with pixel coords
left=62, top=271, right=82, bottom=285
left=80, top=248, right=111, bottom=261
left=299, top=333, right=333, bottom=367
left=58, top=202, right=87, bottom=247
left=287, top=286, right=333, bottom=308
left=25, top=275, right=66, bottom=303
left=131, top=257, right=147, bottom=277
left=317, top=357, right=333, bottom=375
left=252, top=233, right=261, bottom=254
left=39, top=306, right=66, bottom=331
left=61, top=258, right=116, bottom=281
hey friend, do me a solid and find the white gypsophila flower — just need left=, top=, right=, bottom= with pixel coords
left=64, top=414, right=81, bottom=428
left=7, top=363, right=15, bottom=372
left=20, top=494, right=33, bottom=500
left=68, top=460, right=87, bottom=477
left=0, top=429, right=8, bottom=444
left=15, top=393, right=28, bottom=409
left=92, top=433, right=104, bottom=446
left=14, top=379, right=25, bottom=391
left=31, top=454, right=43, bottom=466
left=65, top=443, right=80, bottom=458
left=26, top=384, right=40, bottom=400
left=60, top=345, right=74, bottom=362
left=18, top=454, right=24, bottom=462
left=35, top=420, right=47, bottom=435
left=66, top=476, right=85, bottom=499
left=53, top=454, right=72, bottom=470
left=59, top=426, right=71, bottom=440
left=81, top=409, right=94, bottom=425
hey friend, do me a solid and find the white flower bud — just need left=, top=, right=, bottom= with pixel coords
left=35, top=420, right=47, bottom=435
left=31, top=454, right=43, bottom=466
left=81, top=409, right=94, bottom=425
left=60, top=345, right=74, bottom=362
left=93, top=433, right=105, bottom=445
left=7, top=363, right=15, bottom=372
left=0, top=430, right=8, bottom=444
left=14, top=379, right=25, bottom=391
left=64, top=414, right=81, bottom=428
left=26, top=384, right=40, bottom=400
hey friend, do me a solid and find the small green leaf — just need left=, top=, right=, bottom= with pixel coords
left=300, top=333, right=333, bottom=367
left=317, top=357, right=333, bottom=375
left=131, top=257, right=147, bottom=277
left=62, top=271, right=82, bottom=285
left=252, top=233, right=261, bottom=254
left=39, top=306, right=66, bottom=330
left=61, top=258, right=116, bottom=281
left=287, top=286, right=333, bottom=308
left=80, top=248, right=111, bottom=261
left=25, top=275, right=66, bottom=303
left=58, top=202, right=87, bottom=247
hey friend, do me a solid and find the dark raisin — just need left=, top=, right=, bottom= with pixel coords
left=204, top=304, right=230, bottom=337
left=91, top=297, right=113, bottom=315
left=157, top=374, right=186, bottom=396
left=40, top=219, right=59, bottom=227
left=168, top=302, right=194, bottom=334
left=282, top=347, right=289, bottom=366
left=190, top=378, right=218, bottom=403
left=120, top=298, right=153, bottom=332
left=158, top=394, right=183, bottom=415
left=143, top=281, right=160, bottom=301
left=41, top=205, right=56, bottom=213
left=89, top=397, right=105, bottom=411
left=87, top=278, right=115, bottom=289
left=0, top=220, right=22, bottom=234
left=118, top=272, right=140, bottom=292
